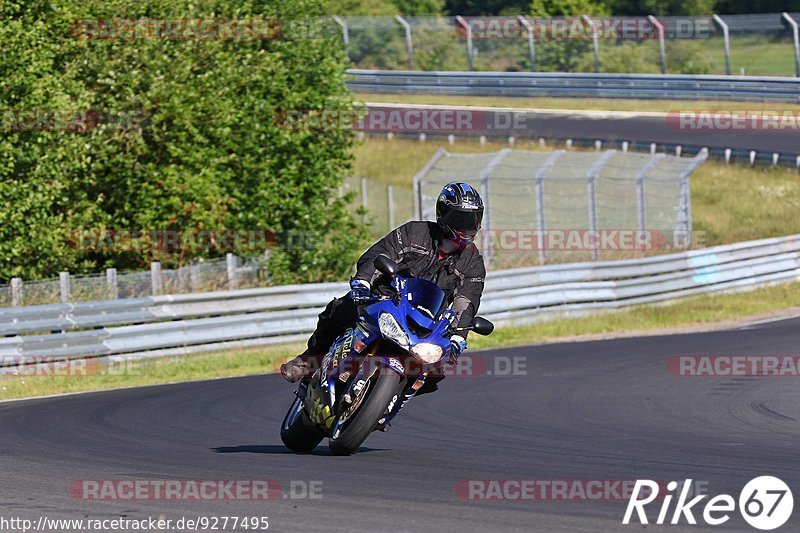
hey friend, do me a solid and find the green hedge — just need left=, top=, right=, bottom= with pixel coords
left=0, top=0, right=367, bottom=284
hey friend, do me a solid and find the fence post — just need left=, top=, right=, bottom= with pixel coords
left=60, top=271, right=71, bottom=303
left=783, top=12, right=800, bottom=77
left=226, top=253, right=238, bottom=290
left=518, top=15, right=536, bottom=72
left=395, top=15, right=414, bottom=70
left=150, top=261, right=162, bottom=296
left=455, top=16, right=474, bottom=71
left=332, top=16, right=350, bottom=60
left=712, top=15, right=731, bottom=75
left=106, top=268, right=118, bottom=300
left=635, top=154, right=666, bottom=246
left=648, top=15, right=666, bottom=74
left=387, top=184, right=395, bottom=230
left=478, top=149, right=512, bottom=266
left=582, top=15, right=600, bottom=73
left=190, top=261, right=200, bottom=292
left=11, top=277, right=22, bottom=307
left=360, top=176, right=368, bottom=210
left=585, top=150, right=616, bottom=260
left=534, top=150, right=566, bottom=265
left=412, top=147, right=447, bottom=220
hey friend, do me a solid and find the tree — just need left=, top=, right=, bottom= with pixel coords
left=0, top=0, right=367, bottom=283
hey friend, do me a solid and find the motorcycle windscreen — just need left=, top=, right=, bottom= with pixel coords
left=404, top=278, right=446, bottom=319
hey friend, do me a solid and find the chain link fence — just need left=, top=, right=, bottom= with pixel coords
left=344, top=176, right=415, bottom=239
left=415, top=148, right=706, bottom=267
left=0, top=254, right=270, bottom=308
left=334, top=13, right=800, bottom=77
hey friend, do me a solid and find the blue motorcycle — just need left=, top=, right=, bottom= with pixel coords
left=281, top=254, right=494, bottom=455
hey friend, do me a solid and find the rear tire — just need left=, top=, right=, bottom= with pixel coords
left=281, top=396, right=324, bottom=453
left=329, top=372, right=401, bottom=456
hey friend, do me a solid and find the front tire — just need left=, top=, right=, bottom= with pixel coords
left=281, top=395, right=324, bottom=453
left=329, top=372, right=401, bottom=456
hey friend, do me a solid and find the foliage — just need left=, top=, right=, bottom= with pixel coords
left=0, top=0, right=367, bottom=283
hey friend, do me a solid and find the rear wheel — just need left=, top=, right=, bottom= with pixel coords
left=281, top=395, right=324, bottom=453
left=329, top=372, right=401, bottom=456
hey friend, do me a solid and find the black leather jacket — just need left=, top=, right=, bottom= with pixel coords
left=353, top=221, right=486, bottom=330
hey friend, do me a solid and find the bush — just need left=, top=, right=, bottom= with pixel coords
left=0, top=0, right=367, bottom=283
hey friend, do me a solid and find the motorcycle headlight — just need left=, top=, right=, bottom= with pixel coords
left=378, top=313, right=409, bottom=348
left=411, top=342, right=444, bottom=364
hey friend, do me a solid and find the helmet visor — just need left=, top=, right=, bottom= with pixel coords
left=440, top=208, right=482, bottom=234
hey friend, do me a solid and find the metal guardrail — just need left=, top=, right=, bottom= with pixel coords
left=3, top=234, right=800, bottom=365
left=347, top=70, right=800, bottom=102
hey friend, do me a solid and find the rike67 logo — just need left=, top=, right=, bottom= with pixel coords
left=623, top=476, right=793, bottom=530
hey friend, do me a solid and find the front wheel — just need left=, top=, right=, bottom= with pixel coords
left=281, top=395, right=325, bottom=453
left=329, top=372, right=401, bottom=456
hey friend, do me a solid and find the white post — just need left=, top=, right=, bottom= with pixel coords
left=648, top=15, right=666, bottom=74
left=150, top=261, right=162, bottom=295
left=226, top=253, right=238, bottom=290
left=361, top=176, right=368, bottom=210
left=60, top=271, right=71, bottom=303
left=518, top=15, right=536, bottom=71
left=395, top=15, right=414, bottom=70
left=456, top=16, right=474, bottom=71
left=106, top=268, right=118, bottom=300
left=387, top=184, right=395, bottom=230
left=11, top=277, right=22, bottom=307
left=783, top=13, right=800, bottom=77
left=582, top=15, right=600, bottom=72
left=190, top=261, right=200, bottom=291
left=712, top=15, right=731, bottom=75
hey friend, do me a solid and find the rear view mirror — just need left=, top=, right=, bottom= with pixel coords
left=471, top=316, right=494, bottom=336
left=374, top=254, right=399, bottom=276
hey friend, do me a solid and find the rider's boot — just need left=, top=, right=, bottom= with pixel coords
left=280, top=354, right=323, bottom=383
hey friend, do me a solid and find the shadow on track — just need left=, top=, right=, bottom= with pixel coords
left=211, top=445, right=385, bottom=455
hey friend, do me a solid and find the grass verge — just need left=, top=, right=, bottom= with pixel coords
left=353, top=137, right=800, bottom=247
left=4, top=281, right=800, bottom=401
left=357, top=93, right=800, bottom=114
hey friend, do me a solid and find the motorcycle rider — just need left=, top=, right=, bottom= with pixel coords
left=280, top=181, right=486, bottom=397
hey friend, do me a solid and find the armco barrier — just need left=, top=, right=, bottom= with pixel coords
left=2, top=233, right=800, bottom=365
left=347, top=70, right=800, bottom=102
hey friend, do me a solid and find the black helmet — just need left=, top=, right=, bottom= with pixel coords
left=436, top=182, right=484, bottom=245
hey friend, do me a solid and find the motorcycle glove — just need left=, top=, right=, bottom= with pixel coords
left=448, top=334, right=467, bottom=364
left=349, top=279, right=372, bottom=303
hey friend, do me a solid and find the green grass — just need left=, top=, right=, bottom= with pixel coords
left=353, top=137, right=800, bottom=248
left=0, top=343, right=304, bottom=401
left=6, top=120, right=800, bottom=401
left=4, top=280, right=800, bottom=401
left=356, top=93, right=800, bottom=114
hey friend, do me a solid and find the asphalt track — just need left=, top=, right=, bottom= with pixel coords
left=2, top=317, right=800, bottom=532
left=364, top=103, right=800, bottom=157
